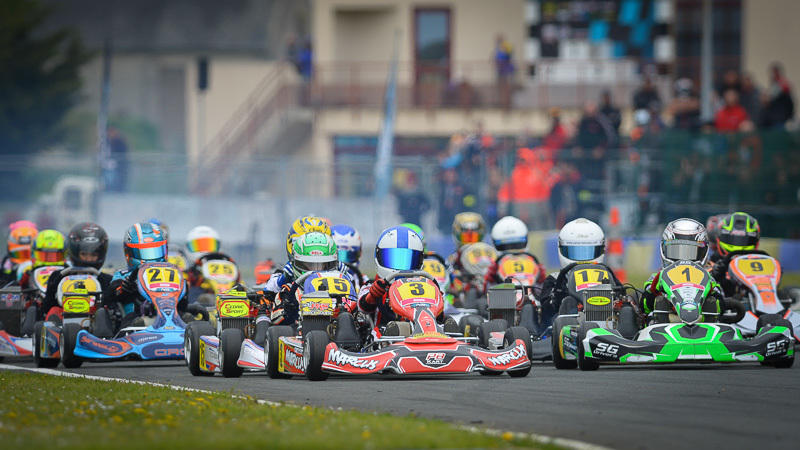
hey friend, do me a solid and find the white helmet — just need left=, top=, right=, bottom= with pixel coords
left=491, top=216, right=529, bottom=253
left=558, top=218, right=605, bottom=268
left=374, top=225, right=424, bottom=280
left=660, top=218, right=709, bottom=267
left=185, top=226, right=221, bottom=262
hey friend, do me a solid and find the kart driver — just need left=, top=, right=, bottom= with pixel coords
left=483, top=215, right=546, bottom=295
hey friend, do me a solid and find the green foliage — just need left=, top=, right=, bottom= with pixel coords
left=0, top=0, right=93, bottom=155
left=0, top=372, right=550, bottom=449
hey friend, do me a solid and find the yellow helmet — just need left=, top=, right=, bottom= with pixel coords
left=285, top=216, right=331, bottom=260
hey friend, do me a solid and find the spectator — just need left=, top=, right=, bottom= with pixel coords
left=298, top=41, right=313, bottom=82
left=438, top=168, right=466, bottom=234
left=632, top=77, right=662, bottom=112
left=395, top=171, right=431, bottom=226
left=575, top=101, right=616, bottom=152
left=599, top=90, right=622, bottom=136
left=668, top=78, right=701, bottom=130
left=494, top=34, right=515, bottom=83
left=715, top=89, right=749, bottom=132
left=497, top=148, right=559, bottom=231
left=103, top=126, right=129, bottom=192
left=760, top=62, right=795, bottom=128
left=716, top=70, right=741, bottom=97
left=542, top=107, right=568, bottom=156
left=739, top=73, right=762, bottom=122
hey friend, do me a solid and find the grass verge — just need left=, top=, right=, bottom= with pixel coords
left=0, top=371, right=558, bottom=450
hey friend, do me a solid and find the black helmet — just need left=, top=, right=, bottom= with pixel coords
left=67, top=222, right=109, bottom=269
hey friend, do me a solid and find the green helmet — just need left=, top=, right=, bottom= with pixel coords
left=291, top=232, right=338, bottom=278
left=31, top=229, right=67, bottom=268
left=401, top=223, right=426, bottom=252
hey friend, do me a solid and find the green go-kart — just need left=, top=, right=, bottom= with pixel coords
left=557, top=261, right=794, bottom=370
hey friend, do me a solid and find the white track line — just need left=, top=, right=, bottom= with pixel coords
left=0, top=364, right=611, bottom=450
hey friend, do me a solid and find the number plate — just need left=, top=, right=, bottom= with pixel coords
left=33, top=266, right=62, bottom=291
left=665, top=264, right=707, bottom=286
left=202, top=260, right=238, bottom=283
left=573, top=268, right=610, bottom=290
left=143, top=266, right=182, bottom=291
left=421, top=260, right=446, bottom=278
left=310, top=277, right=352, bottom=296
left=734, top=257, right=777, bottom=278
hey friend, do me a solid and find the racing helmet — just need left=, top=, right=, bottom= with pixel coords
left=7, top=221, right=38, bottom=265
left=148, top=218, right=170, bottom=242
left=705, top=214, right=727, bottom=254
left=717, top=212, right=760, bottom=257
left=491, top=216, right=529, bottom=253
left=31, top=229, right=67, bottom=268
left=285, top=216, right=331, bottom=261
left=558, top=218, right=605, bottom=268
left=291, top=232, right=338, bottom=279
left=401, top=223, right=426, bottom=252
left=185, top=226, right=221, bottom=262
left=374, top=225, right=424, bottom=280
left=124, top=222, right=168, bottom=269
left=67, top=222, right=109, bottom=269
left=331, top=224, right=362, bottom=265
left=452, top=212, right=486, bottom=248
left=660, top=218, right=709, bottom=267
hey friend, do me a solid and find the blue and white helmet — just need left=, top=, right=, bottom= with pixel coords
left=331, top=224, right=362, bottom=265
left=374, top=225, right=424, bottom=279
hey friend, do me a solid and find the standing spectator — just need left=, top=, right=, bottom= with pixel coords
left=395, top=171, right=430, bottom=226
left=716, top=70, right=741, bottom=97
left=599, top=90, right=621, bottom=136
left=497, top=148, right=558, bottom=231
left=494, top=34, right=515, bottom=84
left=542, top=107, right=568, bottom=155
left=105, top=126, right=129, bottom=192
left=298, top=41, right=313, bottom=82
left=760, top=62, right=795, bottom=128
left=714, top=89, right=749, bottom=132
left=668, top=78, right=701, bottom=130
left=438, top=168, right=466, bottom=234
left=739, top=73, right=762, bottom=122
left=575, top=101, right=616, bottom=152
left=632, top=77, right=662, bottom=112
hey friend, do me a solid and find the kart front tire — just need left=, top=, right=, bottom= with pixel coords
left=185, top=321, right=215, bottom=377
left=60, top=323, right=83, bottom=369
left=757, top=315, right=794, bottom=368
left=552, top=316, right=578, bottom=370
left=253, top=319, right=270, bottom=347
left=617, top=305, right=639, bottom=340
left=265, top=326, right=294, bottom=379
left=476, top=320, right=508, bottom=348
left=577, top=322, right=600, bottom=371
left=459, top=314, right=483, bottom=337
left=34, top=321, right=59, bottom=368
left=518, top=302, right=538, bottom=336
left=220, top=328, right=245, bottom=378
left=503, top=326, right=532, bottom=377
left=303, top=330, right=330, bottom=381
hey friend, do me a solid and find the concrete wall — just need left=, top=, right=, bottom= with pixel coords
left=742, top=0, right=800, bottom=89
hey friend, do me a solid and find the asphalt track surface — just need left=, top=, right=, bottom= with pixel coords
left=3, top=356, right=797, bottom=450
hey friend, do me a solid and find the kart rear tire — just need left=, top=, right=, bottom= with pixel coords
left=757, top=315, right=795, bottom=368
left=577, top=322, right=600, bottom=371
left=21, top=306, right=37, bottom=336
left=34, top=321, right=59, bottom=368
left=720, top=298, right=746, bottom=324
left=504, top=326, right=532, bottom=377
left=220, top=328, right=245, bottom=378
left=617, top=305, right=639, bottom=340
left=303, top=330, right=330, bottom=381
left=552, top=316, right=579, bottom=370
left=265, top=325, right=294, bottom=379
left=60, top=323, right=83, bottom=369
left=559, top=296, right=580, bottom=316
left=186, top=303, right=210, bottom=322
left=518, top=302, right=538, bottom=337
left=756, top=314, right=783, bottom=333
left=92, top=307, right=114, bottom=339
left=253, top=318, right=270, bottom=347
left=459, top=314, right=483, bottom=337
left=476, top=320, right=508, bottom=348
left=443, top=316, right=459, bottom=334
left=185, top=321, right=215, bottom=377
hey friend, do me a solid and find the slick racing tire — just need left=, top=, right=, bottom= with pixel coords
left=757, top=314, right=795, bottom=368
left=476, top=320, right=508, bottom=349
left=265, top=326, right=294, bottom=379
left=518, top=302, right=538, bottom=337
left=617, top=305, right=639, bottom=340
left=503, top=326, right=532, bottom=377
left=459, top=314, right=483, bottom=337
left=443, top=316, right=459, bottom=334
left=220, top=328, right=245, bottom=378
left=552, top=316, right=579, bottom=370
left=185, top=321, right=215, bottom=377
left=253, top=319, right=270, bottom=347
left=577, top=322, right=600, bottom=371
left=720, top=298, right=746, bottom=324
left=463, top=289, right=480, bottom=311
left=186, top=303, right=210, bottom=322
left=60, top=323, right=83, bottom=369
left=303, top=330, right=330, bottom=381
left=33, top=321, right=59, bottom=368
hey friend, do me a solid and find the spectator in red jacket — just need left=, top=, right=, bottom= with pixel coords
left=715, top=89, right=749, bottom=132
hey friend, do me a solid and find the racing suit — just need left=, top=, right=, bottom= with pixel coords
left=108, top=267, right=190, bottom=329
left=708, top=249, right=771, bottom=297
left=264, top=260, right=355, bottom=325
left=639, top=269, right=723, bottom=319
left=38, top=267, right=112, bottom=320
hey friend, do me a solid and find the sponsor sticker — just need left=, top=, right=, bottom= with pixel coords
left=586, top=296, right=610, bottom=306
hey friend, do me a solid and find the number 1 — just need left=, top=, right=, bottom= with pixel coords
left=681, top=267, right=691, bottom=281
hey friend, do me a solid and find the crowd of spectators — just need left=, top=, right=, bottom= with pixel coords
left=424, top=61, right=797, bottom=235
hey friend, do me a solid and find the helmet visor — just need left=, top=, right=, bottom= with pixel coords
left=663, top=239, right=708, bottom=262
left=376, top=248, right=423, bottom=271
left=34, top=250, right=65, bottom=263
left=132, top=244, right=168, bottom=262
left=720, top=233, right=757, bottom=247
left=559, top=244, right=604, bottom=261
left=295, top=260, right=337, bottom=273
left=458, top=230, right=480, bottom=244
left=337, top=248, right=360, bottom=264
left=187, top=237, right=219, bottom=254
left=8, top=247, right=31, bottom=262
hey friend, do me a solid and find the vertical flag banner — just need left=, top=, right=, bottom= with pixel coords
left=374, top=31, right=400, bottom=199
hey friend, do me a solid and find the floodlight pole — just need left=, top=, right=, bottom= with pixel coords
left=700, top=0, right=714, bottom=121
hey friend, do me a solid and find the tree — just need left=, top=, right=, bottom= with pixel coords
left=0, top=0, right=92, bottom=155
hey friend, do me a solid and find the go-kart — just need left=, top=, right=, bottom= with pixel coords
left=723, top=251, right=800, bottom=341
left=0, top=265, right=64, bottom=360
left=63, top=262, right=192, bottom=365
left=33, top=267, right=116, bottom=368
left=455, top=243, right=497, bottom=318
left=184, top=286, right=270, bottom=377
left=194, top=254, right=240, bottom=305
left=563, top=261, right=794, bottom=370
left=303, top=270, right=532, bottom=381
